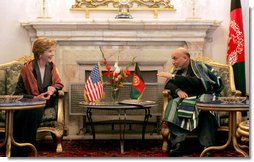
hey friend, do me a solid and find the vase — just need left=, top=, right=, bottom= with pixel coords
left=111, top=87, right=120, bottom=103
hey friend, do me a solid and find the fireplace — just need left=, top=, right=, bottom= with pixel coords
left=21, top=19, right=221, bottom=138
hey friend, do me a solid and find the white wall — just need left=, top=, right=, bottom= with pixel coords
left=0, top=0, right=250, bottom=92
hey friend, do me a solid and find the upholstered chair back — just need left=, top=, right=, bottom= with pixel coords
left=194, top=57, right=241, bottom=97
left=0, top=55, right=34, bottom=95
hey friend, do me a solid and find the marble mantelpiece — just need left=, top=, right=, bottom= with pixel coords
left=21, top=19, right=220, bottom=43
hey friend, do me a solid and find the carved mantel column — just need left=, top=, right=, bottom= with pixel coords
left=185, top=41, right=205, bottom=57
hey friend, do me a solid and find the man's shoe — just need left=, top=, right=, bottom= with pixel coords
left=169, top=143, right=181, bottom=156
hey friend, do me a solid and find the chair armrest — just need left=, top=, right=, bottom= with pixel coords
left=56, top=90, right=64, bottom=125
left=161, top=89, right=171, bottom=120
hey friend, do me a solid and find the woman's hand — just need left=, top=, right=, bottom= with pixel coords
left=34, top=92, right=50, bottom=100
left=33, top=86, right=56, bottom=100
left=47, top=86, right=56, bottom=96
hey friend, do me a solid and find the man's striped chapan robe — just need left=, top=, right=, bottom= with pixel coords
left=164, top=97, right=198, bottom=131
left=163, top=60, right=222, bottom=131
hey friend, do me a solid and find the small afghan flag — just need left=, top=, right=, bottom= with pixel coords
left=130, top=63, right=145, bottom=100
left=226, top=0, right=246, bottom=96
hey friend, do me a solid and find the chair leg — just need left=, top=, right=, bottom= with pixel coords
left=161, top=121, right=170, bottom=152
left=55, top=134, right=63, bottom=153
left=50, top=132, right=63, bottom=153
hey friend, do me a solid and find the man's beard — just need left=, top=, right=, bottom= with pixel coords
left=175, top=67, right=183, bottom=70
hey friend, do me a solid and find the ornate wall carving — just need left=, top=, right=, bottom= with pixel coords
left=70, top=0, right=175, bottom=18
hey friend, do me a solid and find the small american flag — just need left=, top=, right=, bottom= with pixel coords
left=84, top=63, right=104, bottom=102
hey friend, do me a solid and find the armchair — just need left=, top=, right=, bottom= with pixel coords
left=161, top=57, right=243, bottom=152
left=0, top=55, right=64, bottom=153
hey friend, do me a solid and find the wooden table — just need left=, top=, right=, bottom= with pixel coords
left=0, top=98, right=46, bottom=157
left=196, top=100, right=249, bottom=157
left=81, top=101, right=156, bottom=154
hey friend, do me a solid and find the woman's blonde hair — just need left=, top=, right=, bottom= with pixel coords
left=32, top=37, right=56, bottom=60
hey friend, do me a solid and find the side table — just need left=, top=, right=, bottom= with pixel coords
left=0, top=98, right=46, bottom=157
left=196, top=100, right=249, bottom=157
left=80, top=101, right=156, bottom=154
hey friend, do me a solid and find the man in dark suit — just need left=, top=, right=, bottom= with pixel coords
left=157, top=47, right=222, bottom=156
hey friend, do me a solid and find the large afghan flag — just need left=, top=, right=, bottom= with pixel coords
left=226, top=0, right=246, bottom=96
left=130, top=63, right=145, bottom=100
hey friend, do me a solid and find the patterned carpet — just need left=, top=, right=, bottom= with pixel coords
left=0, top=135, right=249, bottom=157
left=34, top=138, right=247, bottom=157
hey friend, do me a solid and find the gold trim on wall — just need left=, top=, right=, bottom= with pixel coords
left=70, top=0, right=175, bottom=18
